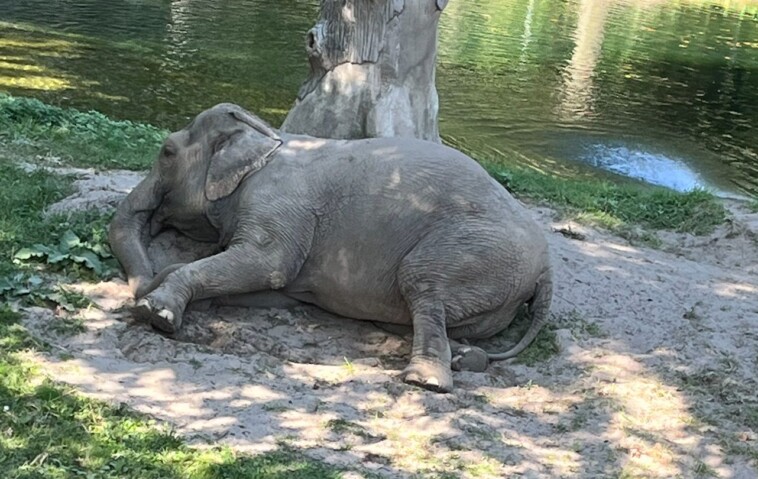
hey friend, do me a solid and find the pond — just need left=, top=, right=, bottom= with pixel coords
left=1, top=0, right=757, bottom=197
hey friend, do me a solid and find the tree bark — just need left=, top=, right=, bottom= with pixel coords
left=281, top=0, right=448, bottom=142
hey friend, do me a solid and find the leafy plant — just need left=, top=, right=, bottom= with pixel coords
left=0, top=273, right=93, bottom=312
left=13, top=230, right=114, bottom=278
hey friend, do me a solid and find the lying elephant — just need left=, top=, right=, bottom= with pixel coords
left=109, top=103, right=552, bottom=392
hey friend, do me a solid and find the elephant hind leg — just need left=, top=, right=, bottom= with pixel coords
left=397, top=294, right=453, bottom=392
left=396, top=223, right=519, bottom=389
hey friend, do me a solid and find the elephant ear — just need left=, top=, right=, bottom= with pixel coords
left=205, top=111, right=282, bottom=201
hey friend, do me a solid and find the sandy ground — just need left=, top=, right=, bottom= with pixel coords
left=20, top=168, right=758, bottom=478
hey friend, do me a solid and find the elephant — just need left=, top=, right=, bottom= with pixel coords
left=109, top=103, right=553, bottom=393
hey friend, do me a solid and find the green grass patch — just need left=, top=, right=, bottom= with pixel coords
left=515, top=326, right=560, bottom=366
left=0, top=158, right=118, bottom=311
left=0, top=156, right=116, bottom=275
left=488, top=165, right=726, bottom=235
left=0, top=159, right=73, bottom=276
left=488, top=307, right=561, bottom=366
left=0, top=94, right=165, bottom=170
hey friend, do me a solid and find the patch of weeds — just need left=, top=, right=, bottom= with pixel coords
left=683, top=306, right=702, bottom=321
left=455, top=415, right=501, bottom=442
left=2, top=275, right=93, bottom=312
left=720, top=436, right=758, bottom=463
left=262, top=401, right=291, bottom=413
left=610, top=223, right=662, bottom=248
left=486, top=307, right=560, bottom=366
left=555, top=400, right=596, bottom=433
left=13, top=229, right=115, bottom=278
left=501, top=167, right=727, bottom=236
left=57, top=352, right=75, bottom=361
left=464, top=458, right=502, bottom=477
left=0, top=307, right=45, bottom=353
left=49, top=315, right=86, bottom=336
left=748, top=200, right=758, bottom=213
left=0, top=273, right=95, bottom=312
left=468, top=393, right=491, bottom=406
left=520, top=379, right=535, bottom=390
left=582, top=322, right=604, bottom=338
left=325, top=418, right=372, bottom=439
left=674, top=366, right=758, bottom=462
left=0, top=160, right=73, bottom=275
left=342, top=356, right=356, bottom=376
left=553, top=225, right=586, bottom=241
left=682, top=301, right=707, bottom=326
left=0, top=159, right=114, bottom=312
left=516, top=327, right=559, bottom=366
left=693, top=460, right=718, bottom=478
left=554, top=309, right=606, bottom=339
left=0, top=94, right=165, bottom=170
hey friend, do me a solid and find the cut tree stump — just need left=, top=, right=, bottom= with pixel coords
left=281, top=0, right=448, bottom=142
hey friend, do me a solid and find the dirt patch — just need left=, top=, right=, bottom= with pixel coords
left=20, top=172, right=758, bottom=478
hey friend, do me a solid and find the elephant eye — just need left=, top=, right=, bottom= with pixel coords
left=161, top=142, right=177, bottom=158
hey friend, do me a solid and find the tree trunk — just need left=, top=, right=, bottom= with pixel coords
left=281, top=0, right=448, bottom=142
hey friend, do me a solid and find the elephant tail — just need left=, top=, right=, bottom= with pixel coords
left=486, top=268, right=553, bottom=361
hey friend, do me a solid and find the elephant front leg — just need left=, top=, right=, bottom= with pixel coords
left=134, top=247, right=297, bottom=333
left=399, top=298, right=454, bottom=393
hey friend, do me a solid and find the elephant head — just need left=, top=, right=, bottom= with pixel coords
left=109, top=103, right=282, bottom=298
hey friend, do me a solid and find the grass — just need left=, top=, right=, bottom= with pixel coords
left=488, top=165, right=726, bottom=236
left=325, top=418, right=374, bottom=439
left=0, top=159, right=118, bottom=310
left=515, top=326, right=560, bottom=366
left=553, top=310, right=606, bottom=340
left=0, top=94, right=165, bottom=170
left=0, top=159, right=73, bottom=276
left=0, top=156, right=117, bottom=277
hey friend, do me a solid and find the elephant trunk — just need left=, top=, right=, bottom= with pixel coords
left=109, top=172, right=162, bottom=298
left=486, top=268, right=553, bottom=361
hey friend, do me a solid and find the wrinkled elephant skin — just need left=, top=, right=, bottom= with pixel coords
left=109, top=103, right=553, bottom=393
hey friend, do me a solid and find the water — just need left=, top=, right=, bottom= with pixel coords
left=1, top=0, right=757, bottom=196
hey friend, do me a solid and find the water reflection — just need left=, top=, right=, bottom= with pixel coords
left=558, top=0, right=609, bottom=120
left=0, top=0, right=756, bottom=196
left=438, top=0, right=758, bottom=196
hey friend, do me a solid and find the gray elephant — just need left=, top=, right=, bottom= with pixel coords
left=109, top=103, right=552, bottom=393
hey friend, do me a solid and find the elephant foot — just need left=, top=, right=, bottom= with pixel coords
left=451, top=344, right=489, bottom=372
left=133, top=297, right=183, bottom=334
left=400, top=356, right=453, bottom=393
